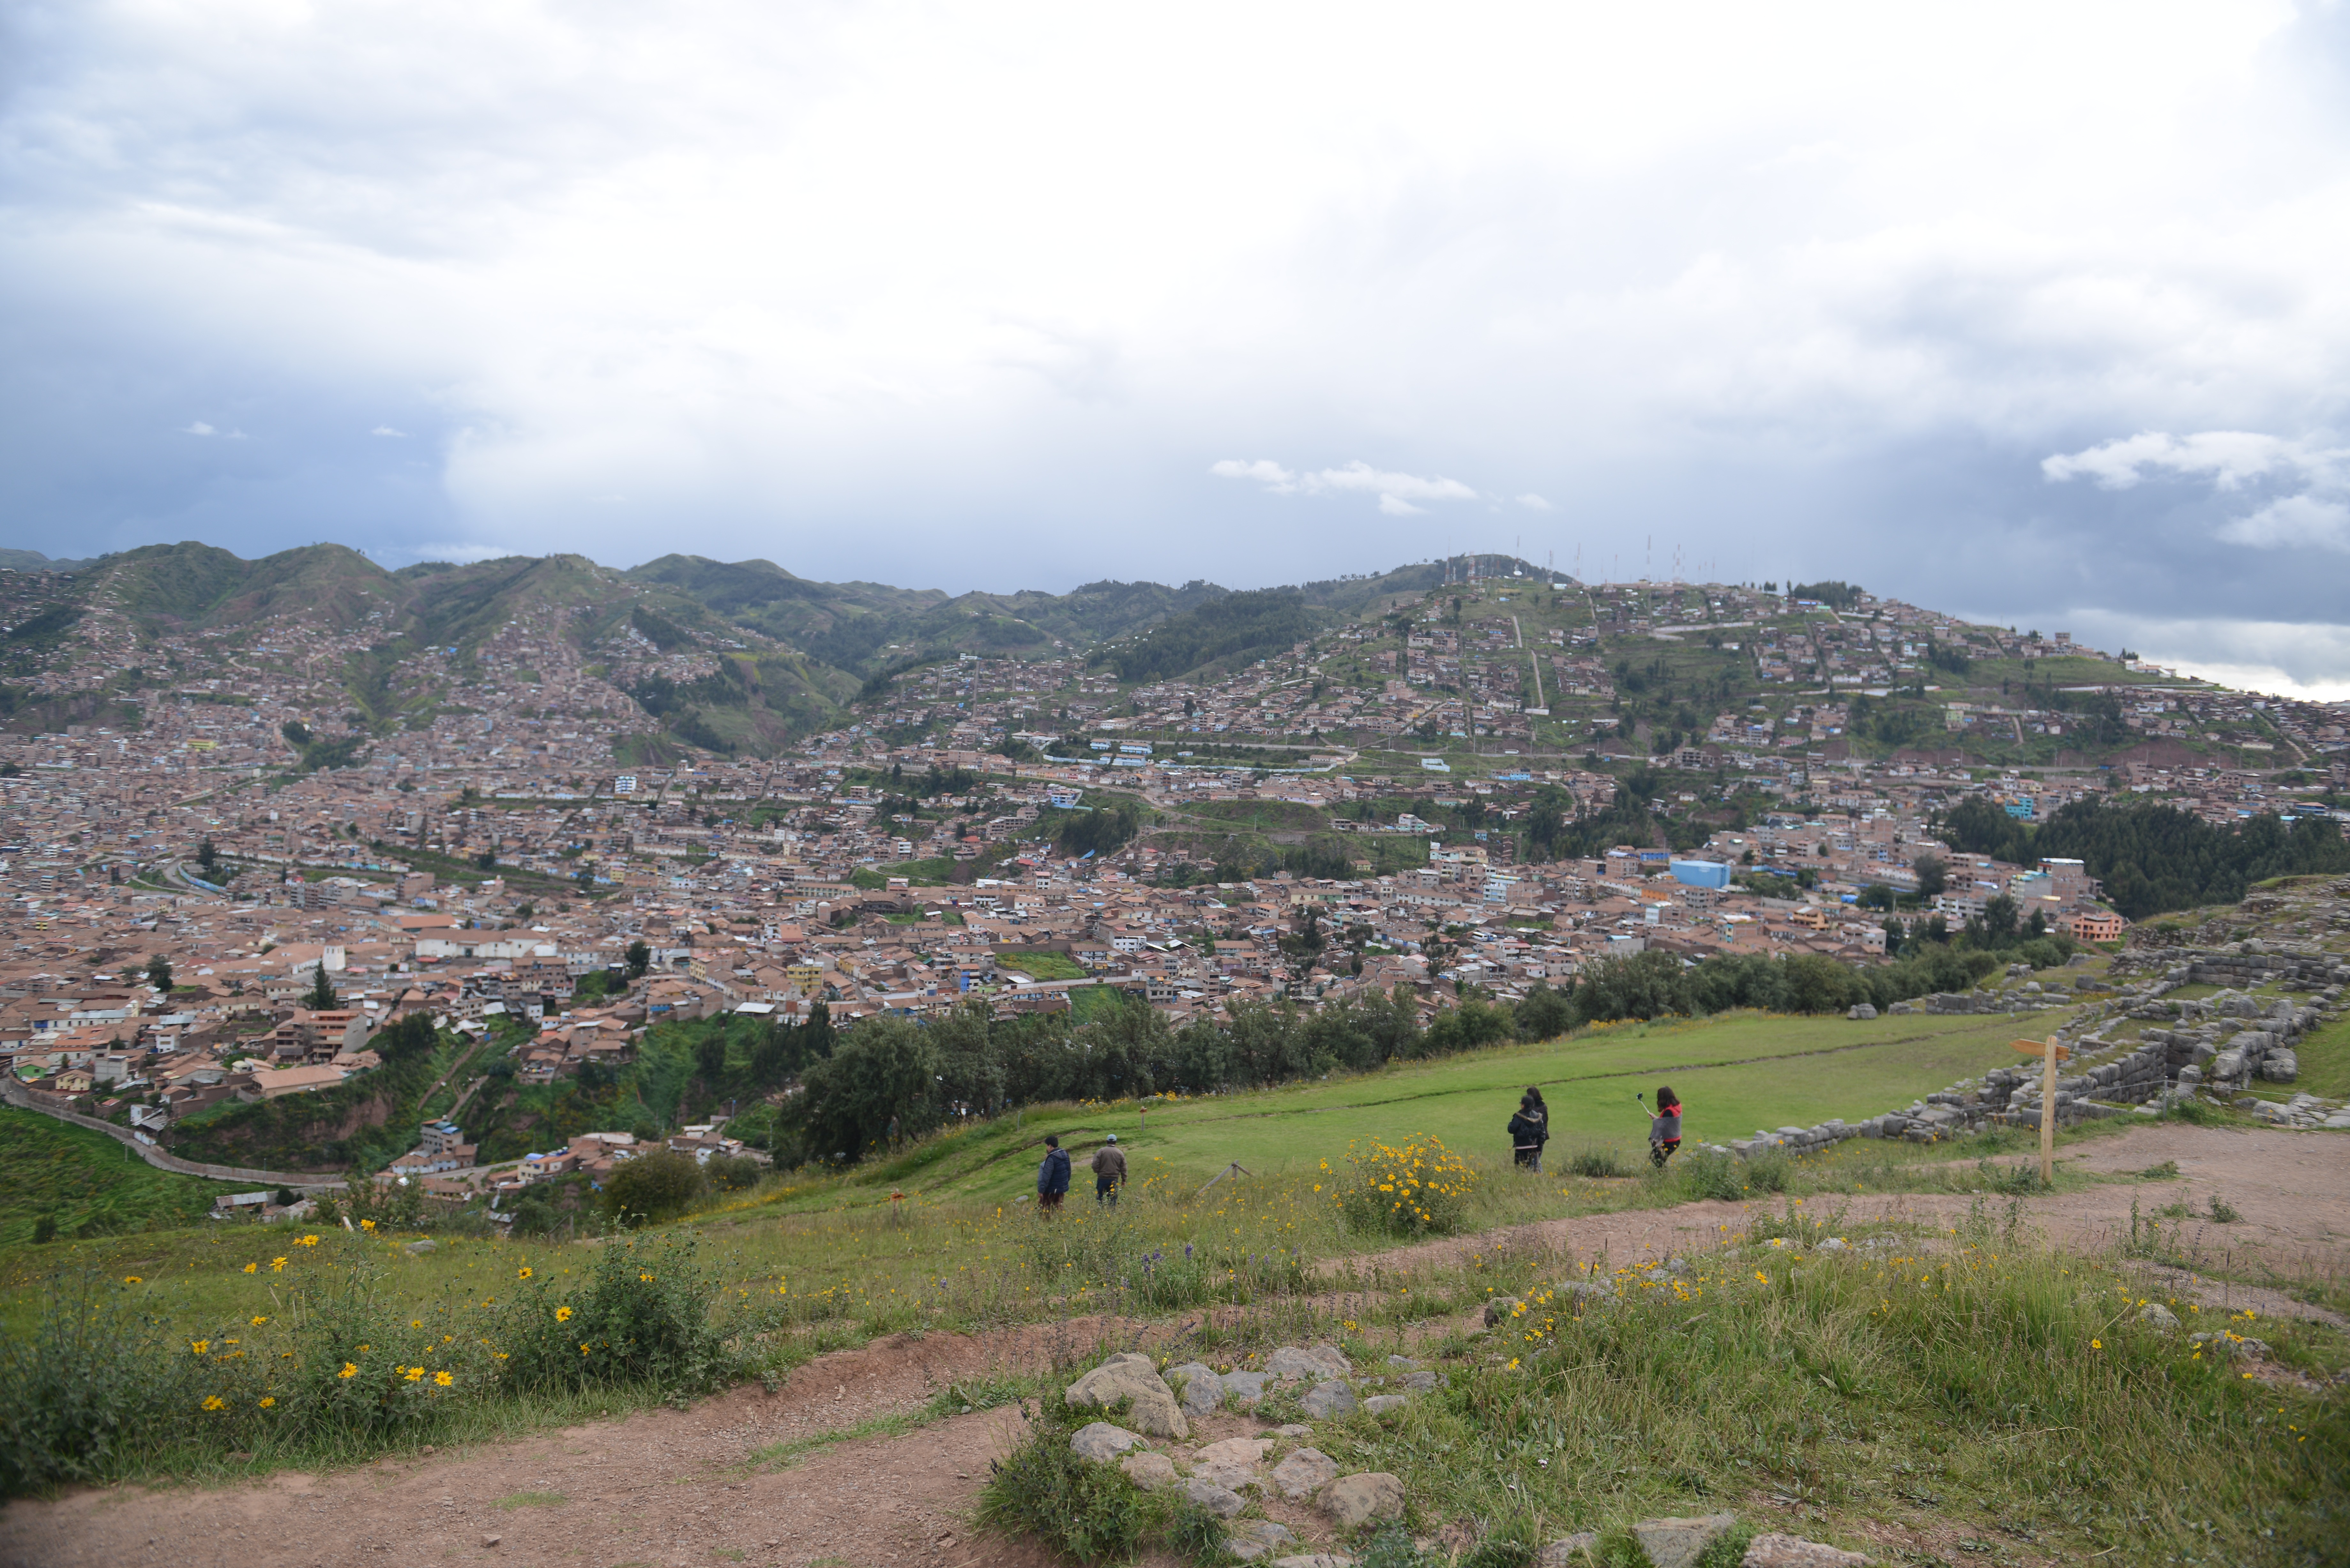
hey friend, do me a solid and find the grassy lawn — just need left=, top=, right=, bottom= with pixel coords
left=996, top=951, right=1088, bottom=981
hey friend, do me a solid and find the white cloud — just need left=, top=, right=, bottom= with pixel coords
left=372, top=425, right=408, bottom=438
left=2040, top=431, right=2333, bottom=491
left=181, top=421, right=215, bottom=436
left=1208, top=458, right=1296, bottom=490
left=2216, top=494, right=2350, bottom=552
left=2045, top=428, right=2350, bottom=556
left=1212, top=457, right=1482, bottom=514
left=1517, top=493, right=1552, bottom=511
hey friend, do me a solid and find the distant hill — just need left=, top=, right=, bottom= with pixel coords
left=0, top=549, right=95, bottom=573
left=34, top=541, right=1500, bottom=755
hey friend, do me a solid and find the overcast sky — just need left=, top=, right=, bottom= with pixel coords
left=5, top=2, right=2348, bottom=694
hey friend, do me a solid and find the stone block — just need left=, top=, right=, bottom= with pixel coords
left=1300, top=1380, right=1358, bottom=1419
left=1066, top=1353, right=1188, bottom=1439
left=1168, top=1361, right=1224, bottom=1414
left=1741, top=1533, right=1870, bottom=1567
left=1183, top=1477, right=1246, bottom=1518
left=1071, top=1421, right=1143, bottom=1461
left=1227, top=1521, right=1297, bottom=1562
left=1121, top=1450, right=1178, bottom=1487
left=1265, top=1343, right=1353, bottom=1383
left=1271, top=1445, right=1339, bottom=1499
left=1318, top=1472, right=1406, bottom=1528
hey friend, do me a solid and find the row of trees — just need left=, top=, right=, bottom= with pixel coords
left=768, top=924, right=2050, bottom=1165
left=1938, top=796, right=2350, bottom=920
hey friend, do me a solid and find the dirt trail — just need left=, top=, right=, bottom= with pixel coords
left=3, top=1124, right=2342, bottom=1568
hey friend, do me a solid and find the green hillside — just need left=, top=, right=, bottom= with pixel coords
left=0, top=1109, right=248, bottom=1245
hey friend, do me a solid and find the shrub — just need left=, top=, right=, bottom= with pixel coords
left=0, top=1274, right=197, bottom=1495
left=602, top=1149, right=705, bottom=1223
left=278, top=1263, right=479, bottom=1439
left=702, top=1153, right=763, bottom=1193
left=492, top=1229, right=739, bottom=1396
left=1333, top=1136, right=1476, bottom=1236
left=1673, top=1150, right=1745, bottom=1202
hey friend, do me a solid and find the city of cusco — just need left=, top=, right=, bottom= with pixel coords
left=1, top=8, right=2345, bottom=1568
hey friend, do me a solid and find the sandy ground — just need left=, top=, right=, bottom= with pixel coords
left=3, top=1123, right=2342, bottom=1568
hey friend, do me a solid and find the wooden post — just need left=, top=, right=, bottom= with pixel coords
left=2013, top=1039, right=2070, bottom=1187
left=2039, top=1038, right=2058, bottom=1187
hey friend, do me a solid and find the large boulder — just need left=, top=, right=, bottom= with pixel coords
left=2259, top=1049, right=2299, bottom=1082
left=1630, top=1514, right=1739, bottom=1568
left=1318, top=1472, right=1405, bottom=1528
left=1270, top=1446, right=1339, bottom=1499
left=1222, top=1370, right=1269, bottom=1405
left=1065, top=1353, right=1189, bottom=1439
left=1168, top=1361, right=1225, bottom=1415
left=1846, top=1003, right=1877, bottom=1021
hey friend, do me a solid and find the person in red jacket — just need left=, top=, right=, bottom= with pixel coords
left=1648, top=1085, right=1683, bottom=1169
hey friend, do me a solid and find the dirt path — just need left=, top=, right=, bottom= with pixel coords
left=4, top=1125, right=2341, bottom=1568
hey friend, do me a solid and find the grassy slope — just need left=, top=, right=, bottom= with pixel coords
left=0, top=1109, right=250, bottom=1245
left=796, top=1009, right=2052, bottom=1207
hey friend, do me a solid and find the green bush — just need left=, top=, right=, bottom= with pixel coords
left=702, top=1153, right=763, bottom=1193
left=492, top=1229, right=739, bottom=1396
left=601, top=1149, right=705, bottom=1223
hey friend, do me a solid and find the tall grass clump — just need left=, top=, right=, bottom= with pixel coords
left=1331, top=1137, right=1477, bottom=1237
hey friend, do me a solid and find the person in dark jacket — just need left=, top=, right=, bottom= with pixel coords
left=1036, top=1134, right=1072, bottom=1212
left=1649, top=1084, right=1683, bottom=1169
left=1507, top=1086, right=1549, bottom=1172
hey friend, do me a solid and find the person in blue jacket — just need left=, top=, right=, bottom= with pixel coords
left=1036, top=1133, right=1072, bottom=1213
